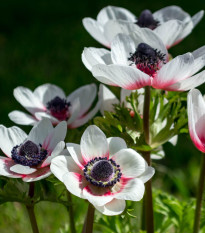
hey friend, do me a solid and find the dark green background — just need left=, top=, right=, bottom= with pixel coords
left=0, top=0, right=204, bottom=198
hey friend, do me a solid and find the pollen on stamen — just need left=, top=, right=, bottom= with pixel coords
left=128, top=43, right=166, bottom=76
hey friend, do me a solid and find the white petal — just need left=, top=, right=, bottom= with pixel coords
left=82, top=18, right=109, bottom=47
left=130, top=28, right=168, bottom=58
left=28, top=118, right=53, bottom=145
left=120, top=89, right=133, bottom=104
left=33, top=83, right=66, bottom=106
left=111, top=34, right=136, bottom=65
left=66, top=143, right=85, bottom=169
left=67, top=84, right=97, bottom=117
left=115, top=178, right=145, bottom=201
left=153, top=53, right=194, bottom=89
left=94, top=199, right=126, bottom=216
left=67, top=98, right=81, bottom=126
left=97, top=6, right=136, bottom=25
left=80, top=125, right=109, bottom=162
left=22, top=166, right=52, bottom=182
left=50, top=155, right=81, bottom=182
left=154, top=20, right=183, bottom=49
left=112, top=148, right=146, bottom=178
left=107, top=137, right=127, bottom=156
left=34, top=111, right=59, bottom=124
left=8, top=111, right=37, bottom=126
left=10, top=164, right=36, bottom=175
left=62, top=172, right=85, bottom=198
left=192, top=10, right=204, bottom=27
left=188, top=89, right=205, bottom=152
left=175, top=20, right=193, bottom=42
left=0, top=125, right=27, bottom=157
left=41, top=141, right=65, bottom=167
left=190, top=46, right=205, bottom=76
left=43, top=121, right=67, bottom=152
left=99, top=84, right=119, bottom=115
left=104, top=20, right=140, bottom=45
left=82, top=47, right=112, bottom=71
left=169, top=135, right=178, bottom=146
left=92, top=64, right=151, bottom=90
left=165, top=70, right=205, bottom=91
left=14, top=87, right=45, bottom=114
left=138, top=166, right=155, bottom=183
left=0, top=157, right=22, bottom=178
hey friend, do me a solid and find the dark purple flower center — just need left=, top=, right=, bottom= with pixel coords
left=83, top=157, right=122, bottom=187
left=128, top=43, right=166, bottom=76
left=11, top=140, right=47, bottom=166
left=47, top=96, right=71, bottom=121
left=136, top=9, right=159, bottom=30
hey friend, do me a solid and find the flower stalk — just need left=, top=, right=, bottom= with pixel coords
left=143, top=86, right=154, bottom=233
left=67, top=191, right=76, bottom=233
left=193, top=154, right=205, bottom=233
left=82, top=203, right=95, bottom=233
left=26, top=182, right=39, bottom=233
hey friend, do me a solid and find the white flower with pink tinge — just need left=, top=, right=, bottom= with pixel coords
left=0, top=119, right=67, bottom=182
left=188, top=89, right=205, bottom=153
left=82, top=30, right=205, bottom=91
left=50, top=125, right=154, bottom=216
left=9, top=83, right=100, bottom=128
left=83, top=5, right=203, bottom=49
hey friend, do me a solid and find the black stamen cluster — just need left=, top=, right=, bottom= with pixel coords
left=136, top=9, right=159, bottom=30
left=47, top=96, right=71, bottom=113
left=83, top=157, right=122, bottom=188
left=128, top=43, right=166, bottom=76
left=11, top=140, right=47, bottom=166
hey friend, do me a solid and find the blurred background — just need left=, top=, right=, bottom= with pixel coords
left=0, top=0, right=204, bottom=232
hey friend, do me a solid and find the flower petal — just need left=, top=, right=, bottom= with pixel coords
left=10, top=164, right=37, bottom=175
left=114, top=178, right=145, bottom=201
left=66, top=143, right=85, bottom=169
left=67, top=98, right=81, bottom=126
left=67, top=84, right=97, bottom=117
left=111, top=33, right=136, bottom=65
left=99, top=84, right=119, bottom=115
left=190, top=46, right=205, bottom=76
left=92, top=64, right=151, bottom=90
left=28, top=118, right=53, bottom=145
left=153, top=53, right=194, bottom=89
left=82, top=47, right=112, bottom=71
left=94, top=199, right=126, bottom=216
left=169, top=135, right=178, bottom=146
left=138, top=166, right=155, bottom=183
left=34, top=111, right=59, bottom=124
left=192, top=10, right=204, bottom=27
left=80, top=125, right=109, bottom=162
left=22, top=166, right=52, bottom=182
left=112, top=148, right=146, bottom=178
left=0, top=125, right=27, bottom=158
left=82, top=18, right=109, bottom=47
left=164, top=70, right=205, bottom=91
left=188, top=89, right=205, bottom=152
left=14, top=87, right=45, bottom=114
left=107, top=137, right=127, bottom=156
left=154, top=20, right=183, bottom=49
left=50, top=155, right=82, bottom=182
left=33, top=83, right=66, bottom=106
left=8, top=111, right=37, bottom=126
left=42, top=121, right=67, bottom=152
left=97, top=6, right=136, bottom=25
left=0, top=156, right=22, bottom=178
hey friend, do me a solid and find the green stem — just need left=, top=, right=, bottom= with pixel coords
left=82, top=203, right=95, bottom=233
left=142, top=86, right=154, bottom=233
left=67, top=191, right=76, bottom=233
left=193, top=154, right=205, bottom=233
left=26, top=182, right=39, bottom=233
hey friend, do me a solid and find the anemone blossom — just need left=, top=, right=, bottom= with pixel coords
left=82, top=30, right=205, bottom=91
left=0, top=119, right=67, bottom=182
left=51, top=125, right=154, bottom=216
left=187, top=89, right=205, bottom=152
left=83, top=5, right=204, bottom=49
left=9, top=83, right=100, bottom=128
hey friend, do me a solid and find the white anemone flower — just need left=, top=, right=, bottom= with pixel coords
left=9, top=83, right=100, bottom=128
left=99, top=84, right=177, bottom=159
left=188, top=89, right=205, bottom=152
left=0, top=119, right=67, bottom=182
left=83, top=5, right=204, bottom=49
left=82, top=30, right=205, bottom=91
left=51, top=125, right=154, bottom=216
